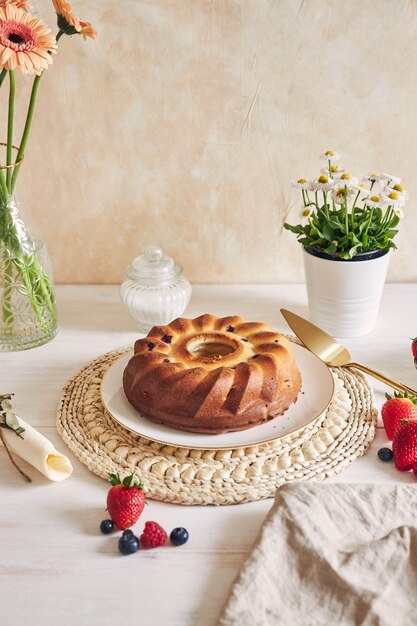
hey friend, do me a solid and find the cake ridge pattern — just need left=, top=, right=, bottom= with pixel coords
left=123, top=314, right=302, bottom=434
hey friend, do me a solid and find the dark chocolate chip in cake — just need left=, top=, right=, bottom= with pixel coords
left=242, top=338, right=248, bottom=342
left=274, top=339, right=280, bottom=343
left=162, top=334, right=172, bottom=344
left=147, top=342, right=156, bottom=351
left=163, top=358, right=170, bottom=363
left=226, top=325, right=235, bottom=332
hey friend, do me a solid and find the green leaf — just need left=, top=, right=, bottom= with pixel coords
left=322, top=224, right=335, bottom=241
left=5, top=411, right=19, bottom=429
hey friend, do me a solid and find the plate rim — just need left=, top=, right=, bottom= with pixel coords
left=100, top=344, right=335, bottom=451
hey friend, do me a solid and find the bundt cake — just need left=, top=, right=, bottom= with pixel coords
left=123, top=314, right=302, bottom=434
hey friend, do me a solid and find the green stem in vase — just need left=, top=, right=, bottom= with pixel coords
left=11, top=73, right=41, bottom=193
left=6, top=70, right=15, bottom=192
left=1, top=256, right=14, bottom=327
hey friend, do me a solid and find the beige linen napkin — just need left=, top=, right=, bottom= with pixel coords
left=1, top=416, right=73, bottom=481
left=220, top=483, right=417, bottom=626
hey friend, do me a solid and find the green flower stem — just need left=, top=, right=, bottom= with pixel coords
left=0, top=68, right=6, bottom=88
left=1, top=256, right=14, bottom=327
left=351, top=190, right=360, bottom=228
left=10, top=74, right=42, bottom=193
left=6, top=71, right=15, bottom=192
left=323, top=192, right=329, bottom=219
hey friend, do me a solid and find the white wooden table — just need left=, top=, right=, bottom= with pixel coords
left=1, top=284, right=416, bottom=626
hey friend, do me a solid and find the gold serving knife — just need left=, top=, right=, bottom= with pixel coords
left=281, top=309, right=417, bottom=396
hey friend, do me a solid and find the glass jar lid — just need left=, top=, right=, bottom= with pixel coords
left=125, top=244, right=182, bottom=284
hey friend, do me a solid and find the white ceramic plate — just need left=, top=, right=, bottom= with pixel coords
left=100, top=343, right=334, bottom=450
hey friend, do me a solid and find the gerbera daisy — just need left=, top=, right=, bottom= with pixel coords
left=319, top=149, right=341, bottom=162
left=0, top=0, right=30, bottom=10
left=52, top=0, right=97, bottom=40
left=0, top=4, right=56, bottom=75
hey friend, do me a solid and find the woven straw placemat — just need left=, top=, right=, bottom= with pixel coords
left=56, top=347, right=377, bottom=505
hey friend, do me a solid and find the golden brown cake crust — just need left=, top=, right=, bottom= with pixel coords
left=123, top=314, right=302, bottom=434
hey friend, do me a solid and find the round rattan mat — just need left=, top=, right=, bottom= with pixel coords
left=56, top=347, right=377, bottom=505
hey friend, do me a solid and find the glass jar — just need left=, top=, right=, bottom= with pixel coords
left=120, top=244, right=192, bottom=333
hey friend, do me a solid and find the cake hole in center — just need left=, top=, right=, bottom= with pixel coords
left=189, top=341, right=236, bottom=358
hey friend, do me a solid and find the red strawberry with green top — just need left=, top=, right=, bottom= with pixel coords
left=381, top=393, right=417, bottom=440
left=392, top=419, right=417, bottom=471
left=412, top=337, right=417, bottom=369
left=106, top=473, right=145, bottom=530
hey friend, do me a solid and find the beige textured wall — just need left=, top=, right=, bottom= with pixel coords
left=13, top=0, right=417, bottom=283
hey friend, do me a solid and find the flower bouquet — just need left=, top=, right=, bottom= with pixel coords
left=0, top=0, right=96, bottom=351
left=284, top=151, right=407, bottom=337
left=285, top=150, right=407, bottom=260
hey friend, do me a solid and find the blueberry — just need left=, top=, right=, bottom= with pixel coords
left=118, top=534, right=140, bottom=555
left=170, top=527, right=189, bottom=546
left=377, top=447, right=393, bottom=462
left=122, top=529, right=134, bottom=537
left=100, top=519, right=114, bottom=534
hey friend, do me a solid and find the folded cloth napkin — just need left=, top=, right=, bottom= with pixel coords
left=220, top=483, right=417, bottom=626
left=1, top=416, right=73, bottom=481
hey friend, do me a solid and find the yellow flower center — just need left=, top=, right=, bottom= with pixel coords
left=330, top=165, right=339, bottom=173
left=388, top=192, right=399, bottom=200
left=318, top=175, right=328, bottom=183
left=297, top=178, right=307, bottom=184
left=336, top=189, right=346, bottom=197
left=370, top=195, right=380, bottom=202
left=302, top=209, right=310, bottom=217
left=325, top=150, right=335, bottom=156
left=393, top=184, right=403, bottom=192
left=370, top=173, right=379, bottom=178
left=340, top=173, right=351, bottom=180
left=359, top=184, right=366, bottom=189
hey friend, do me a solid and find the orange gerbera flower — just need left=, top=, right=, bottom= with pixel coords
left=52, top=0, right=97, bottom=40
left=0, top=5, right=56, bottom=74
left=0, top=0, right=30, bottom=10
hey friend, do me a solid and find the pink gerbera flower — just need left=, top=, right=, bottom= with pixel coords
left=0, top=4, right=56, bottom=75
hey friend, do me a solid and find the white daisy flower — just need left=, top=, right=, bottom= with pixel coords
left=382, top=190, right=407, bottom=208
left=320, top=165, right=346, bottom=179
left=394, top=207, right=404, bottom=219
left=384, top=184, right=408, bottom=205
left=319, top=149, right=341, bottom=162
left=362, top=173, right=381, bottom=184
left=299, top=206, right=313, bottom=219
left=310, top=174, right=335, bottom=192
left=380, top=173, right=401, bottom=185
left=365, top=194, right=386, bottom=209
left=292, top=178, right=311, bottom=190
left=332, top=186, right=355, bottom=205
left=352, top=183, right=371, bottom=197
left=334, top=173, right=359, bottom=189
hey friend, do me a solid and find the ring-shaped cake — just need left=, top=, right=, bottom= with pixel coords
left=123, top=314, right=302, bottom=434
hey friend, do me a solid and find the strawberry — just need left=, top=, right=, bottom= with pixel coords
left=412, top=337, right=417, bottom=369
left=392, top=420, right=417, bottom=471
left=381, top=394, right=417, bottom=440
left=106, top=473, right=145, bottom=530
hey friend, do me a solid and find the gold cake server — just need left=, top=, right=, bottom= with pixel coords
left=281, top=308, right=417, bottom=396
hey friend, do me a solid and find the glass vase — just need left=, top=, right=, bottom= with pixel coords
left=0, top=193, right=57, bottom=351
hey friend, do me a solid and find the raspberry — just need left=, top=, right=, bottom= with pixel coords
left=140, top=521, right=168, bottom=548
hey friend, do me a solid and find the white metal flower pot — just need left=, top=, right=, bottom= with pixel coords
left=302, top=247, right=391, bottom=338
